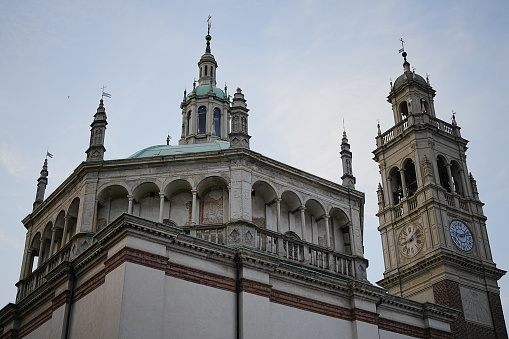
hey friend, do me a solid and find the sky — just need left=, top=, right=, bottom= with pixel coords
left=1, top=0, right=509, bottom=328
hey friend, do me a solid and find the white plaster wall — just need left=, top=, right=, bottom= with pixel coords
left=269, top=302, right=353, bottom=339
left=379, top=329, right=419, bottom=339
left=24, top=305, right=65, bottom=339
left=163, top=276, right=235, bottom=339
left=119, top=262, right=165, bottom=339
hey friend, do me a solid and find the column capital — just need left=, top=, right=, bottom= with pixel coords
left=299, top=205, right=306, bottom=211
left=159, top=192, right=166, bottom=198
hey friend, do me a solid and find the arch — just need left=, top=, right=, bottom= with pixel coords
left=280, top=190, right=302, bottom=235
left=28, top=232, right=42, bottom=274
left=197, top=176, right=229, bottom=225
left=96, top=185, right=129, bottom=231
left=39, top=222, right=53, bottom=265
left=436, top=155, right=451, bottom=192
left=133, top=182, right=160, bottom=222
left=66, top=198, right=80, bottom=239
left=304, top=199, right=326, bottom=246
left=186, top=110, right=191, bottom=136
left=198, top=106, right=207, bottom=134
left=53, top=210, right=66, bottom=254
left=450, top=160, right=465, bottom=196
left=399, top=101, right=409, bottom=118
left=251, top=181, right=278, bottom=229
left=214, top=107, right=221, bottom=137
left=420, top=99, right=429, bottom=113
left=403, top=159, right=418, bottom=197
left=330, top=207, right=351, bottom=254
left=388, top=166, right=402, bottom=204
left=165, top=179, right=193, bottom=227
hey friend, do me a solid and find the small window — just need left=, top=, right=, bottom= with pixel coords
left=205, top=65, right=208, bottom=76
left=399, top=101, right=409, bottom=118
left=198, top=106, right=207, bottom=134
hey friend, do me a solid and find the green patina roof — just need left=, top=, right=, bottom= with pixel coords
left=129, top=140, right=231, bottom=159
left=190, top=84, right=225, bottom=99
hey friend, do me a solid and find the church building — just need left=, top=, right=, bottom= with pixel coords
left=0, top=30, right=504, bottom=339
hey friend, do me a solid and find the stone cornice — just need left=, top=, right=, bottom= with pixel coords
left=378, top=251, right=506, bottom=289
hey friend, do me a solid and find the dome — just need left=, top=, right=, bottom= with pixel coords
left=393, top=72, right=428, bottom=90
left=129, top=140, right=231, bottom=159
left=190, top=85, right=225, bottom=99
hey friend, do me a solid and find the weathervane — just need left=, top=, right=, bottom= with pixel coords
left=207, top=15, right=212, bottom=35
left=101, top=85, right=111, bottom=99
left=399, top=38, right=405, bottom=53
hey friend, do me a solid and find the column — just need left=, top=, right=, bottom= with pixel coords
left=399, top=169, right=407, bottom=198
left=38, top=235, right=45, bottom=268
left=24, top=248, right=34, bottom=278
left=49, top=227, right=56, bottom=257
left=275, top=198, right=282, bottom=233
left=127, top=195, right=134, bottom=214
left=459, top=169, right=469, bottom=197
left=311, top=215, right=317, bottom=244
left=387, top=177, right=394, bottom=205
left=445, top=164, right=454, bottom=193
left=324, top=215, right=331, bottom=248
left=61, top=216, right=70, bottom=248
left=158, top=192, right=165, bottom=223
left=299, top=206, right=306, bottom=241
left=191, top=190, right=197, bottom=225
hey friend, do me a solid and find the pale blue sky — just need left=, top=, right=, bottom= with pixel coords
left=1, top=0, right=508, bottom=327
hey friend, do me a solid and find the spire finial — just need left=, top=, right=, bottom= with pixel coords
left=205, top=16, right=212, bottom=53
left=101, top=85, right=111, bottom=100
left=166, top=133, right=171, bottom=145
left=399, top=38, right=411, bottom=72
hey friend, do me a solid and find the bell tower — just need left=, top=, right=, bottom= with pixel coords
left=373, top=51, right=507, bottom=338
left=179, top=27, right=231, bottom=145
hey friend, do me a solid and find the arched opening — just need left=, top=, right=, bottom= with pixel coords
left=214, top=108, right=221, bottom=137
left=399, top=101, right=409, bottom=118
left=404, top=159, right=418, bottom=197
left=28, top=232, right=41, bottom=274
left=420, top=99, right=429, bottom=113
left=437, top=156, right=451, bottom=192
left=165, top=179, right=193, bottom=227
left=53, top=210, right=65, bottom=254
left=251, top=181, right=277, bottom=230
left=198, top=106, right=207, bottom=134
left=281, top=190, right=302, bottom=237
left=304, top=199, right=326, bottom=246
left=186, top=111, right=191, bottom=136
left=197, top=176, right=229, bottom=225
left=389, top=167, right=403, bottom=204
left=330, top=208, right=351, bottom=254
left=450, top=161, right=464, bottom=196
left=66, top=197, right=80, bottom=240
left=96, top=185, right=128, bottom=231
left=205, top=65, right=208, bottom=76
left=39, top=222, right=53, bottom=265
left=133, top=182, right=160, bottom=222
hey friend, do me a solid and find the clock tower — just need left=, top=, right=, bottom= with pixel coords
left=373, top=51, right=507, bottom=338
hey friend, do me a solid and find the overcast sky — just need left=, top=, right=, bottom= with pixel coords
left=1, top=0, right=508, bottom=327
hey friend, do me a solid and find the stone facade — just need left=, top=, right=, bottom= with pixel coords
left=374, top=52, right=507, bottom=338
left=0, top=36, right=462, bottom=339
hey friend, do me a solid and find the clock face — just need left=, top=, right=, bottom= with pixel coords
left=398, top=223, right=424, bottom=257
left=449, top=220, right=474, bottom=251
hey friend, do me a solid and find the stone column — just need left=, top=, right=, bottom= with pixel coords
left=299, top=206, right=306, bottom=241
left=49, top=227, right=56, bottom=257
left=158, top=192, right=165, bottom=223
left=191, top=190, right=197, bottom=225
left=459, top=169, right=468, bottom=197
left=38, top=235, right=45, bottom=268
left=324, top=215, right=331, bottom=248
left=61, top=216, right=70, bottom=248
left=127, top=195, right=134, bottom=214
left=446, top=164, right=454, bottom=193
left=399, top=169, right=407, bottom=198
left=24, top=248, right=34, bottom=278
left=275, top=198, right=282, bottom=233
left=387, top=177, right=394, bottom=205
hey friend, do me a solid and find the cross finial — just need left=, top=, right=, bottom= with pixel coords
left=399, top=38, right=406, bottom=53
left=207, top=15, right=212, bottom=35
